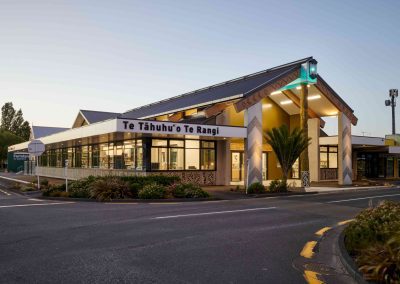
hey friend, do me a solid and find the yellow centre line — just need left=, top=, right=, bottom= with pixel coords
left=338, top=219, right=354, bottom=226
left=304, top=270, right=324, bottom=284
left=300, top=241, right=317, bottom=259
left=315, top=227, right=331, bottom=236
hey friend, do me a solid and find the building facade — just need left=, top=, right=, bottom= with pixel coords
left=9, top=57, right=371, bottom=186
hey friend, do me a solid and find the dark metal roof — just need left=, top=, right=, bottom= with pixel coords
left=80, top=110, right=121, bottom=124
left=32, top=126, right=69, bottom=139
left=122, top=57, right=312, bottom=119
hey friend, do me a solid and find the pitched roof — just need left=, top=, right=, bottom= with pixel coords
left=122, top=57, right=313, bottom=119
left=80, top=110, right=121, bottom=124
left=32, top=126, right=69, bottom=139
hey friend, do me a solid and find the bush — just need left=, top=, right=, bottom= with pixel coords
left=247, top=182, right=265, bottom=194
left=89, top=177, right=130, bottom=201
left=268, top=179, right=288, bottom=193
left=169, top=183, right=210, bottom=198
left=68, top=176, right=96, bottom=198
left=344, top=201, right=400, bottom=283
left=121, top=175, right=180, bottom=187
left=40, top=179, right=49, bottom=188
left=138, top=183, right=167, bottom=199
left=42, top=183, right=66, bottom=196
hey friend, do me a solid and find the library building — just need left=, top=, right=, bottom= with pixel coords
left=8, top=57, right=400, bottom=186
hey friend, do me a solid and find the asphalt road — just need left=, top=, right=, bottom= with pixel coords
left=1, top=185, right=400, bottom=284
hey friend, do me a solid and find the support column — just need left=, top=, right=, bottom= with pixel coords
left=308, top=118, right=320, bottom=182
left=300, top=83, right=310, bottom=187
left=244, top=101, right=263, bottom=188
left=216, top=139, right=231, bottom=185
left=338, top=112, right=352, bottom=185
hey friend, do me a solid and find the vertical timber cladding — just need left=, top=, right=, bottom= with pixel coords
left=338, top=112, right=352, bottom=185
left=245, top=101, right=263, bottom=185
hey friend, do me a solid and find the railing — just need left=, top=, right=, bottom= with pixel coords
left=320, top=168, right=338, bottom=180
left=35, top=167, right=217, bottom=185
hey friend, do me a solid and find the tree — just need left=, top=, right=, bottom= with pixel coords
left=264, top=125, right=310, bottom=186
left=1, top=102, right=16, bottom=131
left=0, top=102, right=30, bottom=140
left=0, top=130, right=24, bottom=168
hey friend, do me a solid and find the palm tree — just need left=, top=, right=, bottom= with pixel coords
left=264, top=125, right=311, bottom=186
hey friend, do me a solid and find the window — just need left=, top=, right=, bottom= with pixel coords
left=185, top=140, right=200, bottom=170
left=200, top=141, right=215, bottom=170
left=169, top=140, right=184, bottom=170
left=124, top=140, right=135, bottom=169
left=387, top=157, right=394, bottom=178
left=320, top=146, right=338, bottom=169
left=136, top=140, right=143, bottom=170
left=113, top=142, right=124, bottom=169
left=100, top=143, right=109, bottom=169
left=81, top=146, right=88, bottom=168
left=92, top=145, right=100, bottom=168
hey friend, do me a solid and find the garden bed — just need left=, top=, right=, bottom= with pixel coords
left=344, top=201, right=400, bottom=283
left=41, top=175, right=211, bottom=201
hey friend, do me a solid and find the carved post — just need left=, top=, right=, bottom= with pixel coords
left=300, top=83, right=310, bottom=187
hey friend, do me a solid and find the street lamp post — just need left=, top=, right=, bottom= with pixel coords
left=385, top=89, right=399, bottom=135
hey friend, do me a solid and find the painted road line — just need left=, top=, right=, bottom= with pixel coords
left=28, top=198, right=45, bottom=202
left=0, top=189, right=12, bottom=196
left=338, top=219, right=355, bottom=226
left=315, top=227, right=331, bottom=236
left=0, top=176, right=31, bottom=184
left=326, top=193, right=400, bottom=203
left=300, top=241, right=317, bottom=259
left=0, top=202, right=74, bottom=209
left=153, top=207, right=276, bottom=219
left=304, top=270, right=324, bottom=284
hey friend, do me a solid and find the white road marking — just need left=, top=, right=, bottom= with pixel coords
left=327, top=193, right=400, bottom=203
left=0, top=189, right=12, bottom=196
left=153, top=207, right=276, bottom=219
left=0, top=202, right=74, bottom=208
left=28, top=198, right=45, bottom=202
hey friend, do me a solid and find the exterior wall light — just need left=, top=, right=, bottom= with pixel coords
left=308, top=59, right=318, bottom=79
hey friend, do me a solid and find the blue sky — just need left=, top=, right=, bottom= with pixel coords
left=1, top=0, right=399, bottom=136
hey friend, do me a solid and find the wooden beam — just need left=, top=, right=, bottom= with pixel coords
left=168, top=112, right=183, bottom=122
left=234, top=68, right=300, bottom=113
left=315, top=75, right=358, bottom=126
left=282, top=90, right=326, bottom=128
left=203, top=102, right=232, bottom=118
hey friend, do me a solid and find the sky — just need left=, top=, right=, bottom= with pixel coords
left=1, top=0, right=399, bottom=137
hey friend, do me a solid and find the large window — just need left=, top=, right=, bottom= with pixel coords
left=200, top=141, right=215, bottom=170
left=151, top=139, right=168, bottom=170
left=185, top=140, right=200, bottom=170
left=150, top=139, right=216, bottom=171
left=320, top=146, right=338, bottom=169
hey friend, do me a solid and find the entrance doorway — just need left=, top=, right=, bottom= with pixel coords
left=231, top=151, right=268, bottom=182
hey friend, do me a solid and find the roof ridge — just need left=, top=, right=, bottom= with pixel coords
left=80, top=109, right=120, bottom=114
left=124, top=57, right=312, bottom=114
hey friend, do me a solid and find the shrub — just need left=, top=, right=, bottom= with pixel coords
left=42, top=183, right=66, bottom=196
left=345, top=201, right=400, bottom=254
left=40, top=179, right=49, bottom=188
left=138, top=183, right=167, bottom=199
left=247, top=182, right=265, bottom=194
left=268, top=179, right=288, bottom=193
left=169, top=183, right=210, bottom=198
left=89, top=177, right=130, bottom=201
left=68, top=176, right=96, bottom=198
left=121, top=175, right=180, bottom=187
left=344, top=201, right=400, bottom=283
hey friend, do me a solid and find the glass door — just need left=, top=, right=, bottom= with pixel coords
left=231, top=152, right=244, bottom=182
